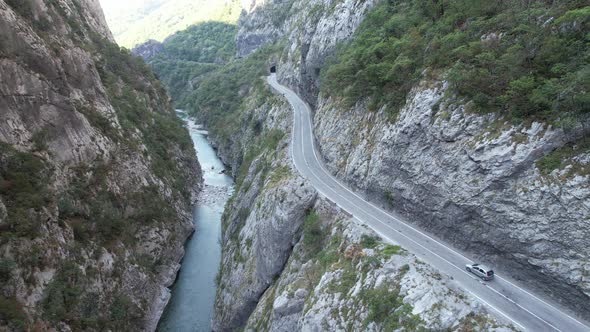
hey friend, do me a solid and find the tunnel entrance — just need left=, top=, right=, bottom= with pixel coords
left=270, top=65, right=277, bottom=73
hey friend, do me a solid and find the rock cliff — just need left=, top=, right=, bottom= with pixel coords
left=236, top=0, right=377, bottom=106
left=132, top=39, right=164, bottom=60
left=0, top=0, right=200, bottom=330
left=313, top=84, right=590, bottom=317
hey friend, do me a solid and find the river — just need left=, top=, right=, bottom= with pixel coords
left=157, top=111, right=234, bottom=331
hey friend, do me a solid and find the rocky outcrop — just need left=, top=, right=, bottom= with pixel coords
left=0, top=0, right=201, bottom=330
left=245, top=198, right=514, bottom=332
left=237, top=0, right=377, bottom=105
left=132, top=39, right=164, bottom=60
left=215, top=160, right=317, bottom=331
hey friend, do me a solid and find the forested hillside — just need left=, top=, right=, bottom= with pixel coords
left=320, top=0, right=589, bottom=177
left=323, top=0, right=589, bottom=123
left=99, top=0, right=241, bottom=47
left=145, top=22, right=238, bottom=105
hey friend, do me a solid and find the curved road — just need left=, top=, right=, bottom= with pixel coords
left=268, top=73, right=590, bottom=332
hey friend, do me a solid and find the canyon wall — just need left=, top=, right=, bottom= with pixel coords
left=234, top=0, right=590, bottom=318
left=0, top=0, right=201, bottom=330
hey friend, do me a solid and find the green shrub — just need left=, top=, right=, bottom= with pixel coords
left=31, top=129, right=49, bottom=152
left=0, top=149, right=50, bottom=210
left=91, top=197, right=129, bottom=243
left=21, top=244, right=44, bottom=269
left=0, top=295, right=26, bottom=331
left=0, top=259, right=15, bottom=281
left=262, top=129, right=285, bottom=151
left=5, top=0, right=32, bottom=19
left=267, top=165, right=292, bottom=187
left=127, top=186, right=175, bottom=223
left=58, top=196, right=81, bottom=218
left=360, top=235, right=378, bottom=249
left=302, top=211, right=323, bottom=255
left=361, top=286, right=423, bottom=330
left=110, top=295, right=134, bottom=322
left=381, top=244, right=402, bottom=259
left=327, top=263, right=358, bottom=294
left=42, top=262, right=83, bottom=323
left=68, top=218, right=92, bottom=243
left=536, top=136, right=590, bottom=175
left=0, top=145, right=51, bottom=239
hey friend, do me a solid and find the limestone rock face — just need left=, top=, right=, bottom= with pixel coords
left=132, top=39, right=164, bottom=60
left=236, top=0, right=376, bottom=105
left=214, top=166, right=317, bottom=331
left=0, top=1, right=201, bottom=330
left=313, top=84, right=590, bottom=316
left=245, top=200, right=513, bottom=332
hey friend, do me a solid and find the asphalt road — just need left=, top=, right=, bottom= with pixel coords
left=267, top=73, right=590, bottom=332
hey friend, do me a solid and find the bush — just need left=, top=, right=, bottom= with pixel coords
left=361, top=286, right=423, bottom=330
left=302, top=211, right=323, bottom=255
left=68, top=218, right=92, bottom=243
left=0, top=259, right=15, bottom=281
left=127, top=186, right=175, bottom=223
left=536, top=136, right=590, bottom=175
left=0, top=295, right=26, bottom=331
left=360, top=235, right=378, bottom=249
left=0, top=149, right=50, bottom=210
left=0, top=145, right=51, bottom=239
left=42, top=262, right=83, bottom=323
left=5, top=0, right=32, bottom=19
left=91, top=197, right=129, bottom=243
left=110, top=295, right=133, bottom=322
left=381, top=244, right=402, bottom=259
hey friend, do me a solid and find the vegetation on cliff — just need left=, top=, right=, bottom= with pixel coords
left=184, top=42, right=283, bottom=144
left=322, top=0, right=589, bottom=124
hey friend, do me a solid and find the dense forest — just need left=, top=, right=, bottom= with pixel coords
left=322, top=0, right=589, bottom=124
left=147, top=22, right=238, bottom=104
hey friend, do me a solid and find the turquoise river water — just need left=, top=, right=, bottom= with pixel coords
left=157, top=111, right=233, bottom=331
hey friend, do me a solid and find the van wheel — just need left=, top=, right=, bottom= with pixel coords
left=466, top=267, right=471, bottom=272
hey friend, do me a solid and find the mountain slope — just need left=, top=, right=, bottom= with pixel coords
left=139, top=21, right=238, bottom=106
left=0, top=0, right=200, bottom=330
left=99, top=0, right=241, bottom=48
